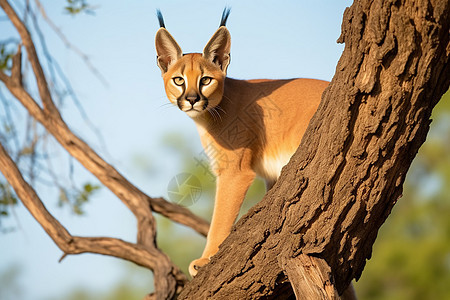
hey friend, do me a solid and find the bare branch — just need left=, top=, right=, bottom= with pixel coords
left=10, top=43, right=21, bottom=85
left=0, top=70, right=10, bottom=84
left=26, top=3, right=113, bottom=163
left=0, top=141, right=187, bottom=298
left=0, top=0, right=208, bottom=240
left=147, top=197, right=209, bottom=237
left=1, top=67, right=209, bottom=237
left=0, top=0, right=60, bottom=117
left=1, top=0, right=209, bottom=296
left=1, top=69, right=201, bottom=242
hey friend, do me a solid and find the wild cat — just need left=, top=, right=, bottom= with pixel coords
left=155, top=8, right=328, bottom=277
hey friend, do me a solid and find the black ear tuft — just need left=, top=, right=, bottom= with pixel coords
left=156, top=9, right=165, bottom=28
left=220, top=7, right=231, bottom=27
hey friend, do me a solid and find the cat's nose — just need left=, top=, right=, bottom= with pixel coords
left=185, top=92, right=200, bottom=105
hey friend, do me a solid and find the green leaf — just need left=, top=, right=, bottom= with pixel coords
left=72, top=182, right=101, bottom=215
left=0, top=44, right=14, bottom=71
left=64, top=0, right=96, bottom=16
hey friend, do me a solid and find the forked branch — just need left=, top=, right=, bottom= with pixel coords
left=0, top=0, right=210, bottom=297
left=0, top=142, right=186, bottom=299
left=0, top=0, right=60, bottom=117
left=0, top=0, right=209, bottom=240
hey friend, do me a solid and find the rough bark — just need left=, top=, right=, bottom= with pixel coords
left=179, top=0, right=450, bottom=298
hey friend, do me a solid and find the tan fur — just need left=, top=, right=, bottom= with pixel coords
left=155, top=25, right=328, bottom=277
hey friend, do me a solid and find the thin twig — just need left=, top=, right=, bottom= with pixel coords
left=0, top=0, right=60, bottom=117
left=0, top=88, right=21, bottom=155
left=34, top=0, right=109, bottom=87
left=29, top=0, right=112, bottom=162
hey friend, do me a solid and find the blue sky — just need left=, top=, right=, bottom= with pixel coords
left=0, top=1, right=351, bottom=299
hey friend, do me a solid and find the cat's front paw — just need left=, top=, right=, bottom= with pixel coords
left=189, top=257, right=210, bottom=277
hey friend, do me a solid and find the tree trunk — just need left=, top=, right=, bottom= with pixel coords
left=179, top=0, right=450, bottom=298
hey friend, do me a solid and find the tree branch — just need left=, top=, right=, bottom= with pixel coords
left=0, top=65, right=209, bottom=238
left=0, top=0, right=60, bottom=117
left=147, top=196, right=209, bottom=237
left=10, top=43, right=22, bottom=85
left=1, top=0, right=210, bottom=297
left=0, top=37, right=208, bottom=300
left=0, top=141, right=187, bottom=298
left=0, top=0, right=209, bottom=239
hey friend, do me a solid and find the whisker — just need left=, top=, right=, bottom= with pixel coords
left=158, top=102, right=175, bottom=108
left=156, top=102, right=177, bottom=112
left=216, top=108, right=223, bottom=122
left=221, top=95, right=233, bottom=104
left=213, top=108, right=220, bottom=122
left=211, top=108, right=219, bottom=122
left=215, top=105, right=227, bottom=115
left=207, top=107, right=219, bottom=122
left=210, top=106, right=223, bottom=122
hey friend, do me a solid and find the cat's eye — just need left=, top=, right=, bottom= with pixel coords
left=173, top=77, right=185, bottom=86
left=201, top=77, right=212, bottom=86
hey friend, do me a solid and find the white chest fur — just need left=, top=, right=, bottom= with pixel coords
left=255, top=152, right=293, bottom=182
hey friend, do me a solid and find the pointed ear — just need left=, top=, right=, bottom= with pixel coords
left=155, top=28, right=183, bottom=74
left=203, top=26, right=231, bottom=74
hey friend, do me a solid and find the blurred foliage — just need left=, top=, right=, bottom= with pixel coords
left=45, top=262, right=150, bottom=300
left=64, top=0, right=96, bottom=16
left=155, top=133, right=218, bottom=274
left=0, top=43, right=14, bottom=71
left=0, top=181, right=18, bottom=217
left=0, top=181, right=18, bottom=232
left=0, top=264, right=23, bottom=300
left=355, top=90, right=450, bottom=299
left=48, top=282, right=145, bottom=300
left=58, top=182, right=101, bottom=215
